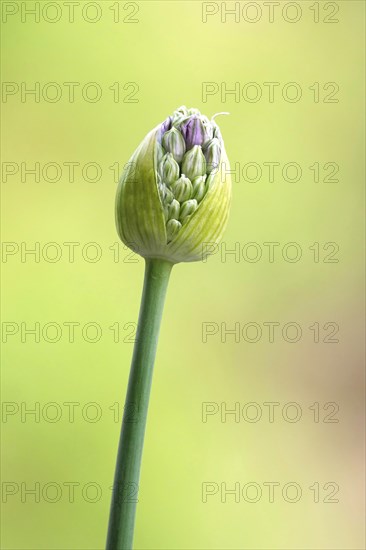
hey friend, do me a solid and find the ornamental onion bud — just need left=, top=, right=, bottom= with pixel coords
left=181, top=145, right=206, bottom=181
left=179, top=199, right=198, bottom=224
left=166, top=219, right=182, bottom=241
left=162, top=127, right=186, bottom=164
left=160, top=153, right=179, bottom=185
left=115, top=106, right=232, bottom=262
left=179, top=115, right=213, bottom=150
left=171, top=175, right=192, bottom=202
left=204, top=138, right=221, bottom=174
left=191, top=175, right=207, bottom=203
left=156, top=142, right=164, bottom=165
left=167, top=199, right=180, bottom=221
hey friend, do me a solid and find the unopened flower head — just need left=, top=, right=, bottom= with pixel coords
left=115, top=106, right=232, bottom=263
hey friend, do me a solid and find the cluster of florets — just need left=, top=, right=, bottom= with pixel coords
left=156, top=106, right=222, bottom=242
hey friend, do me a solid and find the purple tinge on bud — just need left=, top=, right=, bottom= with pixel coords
left=180, top=115, right=211, bottom=150
left=161, top=116, right=172, bottom=133
left=157, top=116, right=172, bottom=143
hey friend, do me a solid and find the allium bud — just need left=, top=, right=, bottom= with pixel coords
left=191, top=175, right=207, bottom=203
left=179, top=116, right=213, bottom=150
left=204, top=138, right=221, bottom=174
left=206, top=171, right=217, bottom=190
left=164, top=187, right=174, bottom=204
left=156, top=142, right=164, bottom=165
left=115, top=106, right=231, bottom=262
left=171, top=175, right=192, bottom=202
left=159, top=116, right=172, bottom=138
left=162, top=127, right=186, bottom=164
left=167, top=199, right=180, bottom=221
left=158, top=182, right=166, bottom=201
left=179, top=199, right=198, bottom=224
left=181, top=145, right=206, bottom=181
left=160, top=153, right=179, bottom=185
left=171, top=106, right=188, bottom=128
left=158, top=183, right=174, bottom=205
left=166, top=219, right=182, bottom=241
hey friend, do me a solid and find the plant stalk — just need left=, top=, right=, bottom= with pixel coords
left=106, top=258, right=173, bottom=550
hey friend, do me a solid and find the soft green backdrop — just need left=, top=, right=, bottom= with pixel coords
left=1, top=1, right=365, bottom=549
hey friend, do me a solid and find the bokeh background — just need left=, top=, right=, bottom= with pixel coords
left=1, top=1, right=365, bottom=548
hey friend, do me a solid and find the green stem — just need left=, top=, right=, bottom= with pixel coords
left=106, top=258, right=173, bottom=550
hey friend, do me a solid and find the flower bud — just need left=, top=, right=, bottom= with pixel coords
left=162, top=127, right=186, bottom=164
left=115, top=106, right=231, bottom=263
left=179, top=116, right=213, bottom=150
left=191, top=175, right=207, bottom=203
left=158, top=182, right=166, bottom=202
left=179, top=199, right=198, bottom=224
left=158, top=183, right=174, bottom=205
left=175, top=105, right=188, bottom=118
left=181, top=145, right=206, bottom=181
left=171, top=106, right=188, bottom=127
left=156, top=142, right=164, bottom=165
left=158, top=116, right=172, bottom=141
left=205, top=172, right=216, bottom=192
left=164, top=187, right=174, bottom=204
left=167, top=199, right=180, bottom=221
left=204, top=138, right=221, bottom=174
left=171, top=175, right=192, bottom=202
left=160, top=153, right=179, bottom=185
left=213, top=124, right=222, bottom=142
left=166, top=219, right=182, bottom=241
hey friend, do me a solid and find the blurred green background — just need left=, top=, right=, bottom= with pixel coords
left=1, top=1, right=365, bottom=548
